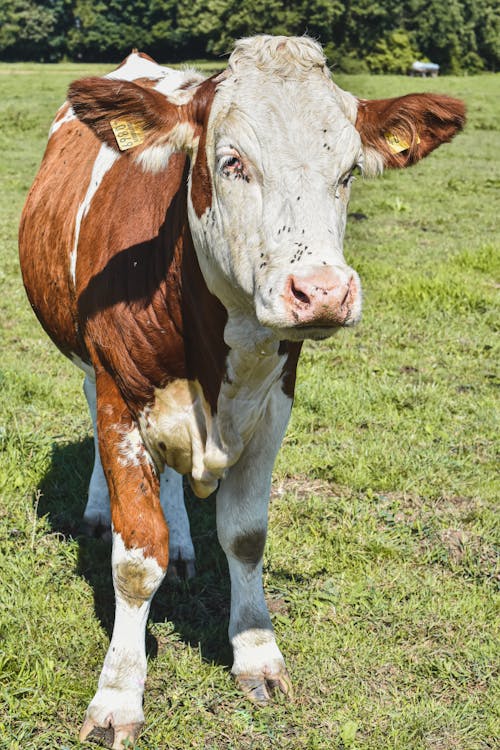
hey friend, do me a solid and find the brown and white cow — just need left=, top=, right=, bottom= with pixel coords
left=19, top=36, right=465, bottom=748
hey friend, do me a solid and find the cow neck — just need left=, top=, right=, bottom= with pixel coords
left=139, top=319, right=296, bottom=499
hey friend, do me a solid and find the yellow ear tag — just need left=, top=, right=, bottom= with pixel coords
left=110, top=117, right=145, bottom=151
left=384, top=131, right=420, bottom=154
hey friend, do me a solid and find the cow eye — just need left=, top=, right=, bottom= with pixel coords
left=221, top=156, right=240, bottom=170
left=340, top=172, right=355, bottom=189
left=219, top=152, right=247, bottom=180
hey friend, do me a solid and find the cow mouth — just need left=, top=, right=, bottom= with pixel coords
left=273, top=319, right=353, bottom=342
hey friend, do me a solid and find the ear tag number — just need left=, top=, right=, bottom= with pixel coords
left=385, top=131, right=420, bottom=154
left=110, top=118, right=145, bottom=151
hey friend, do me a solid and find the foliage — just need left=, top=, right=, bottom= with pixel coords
left=0, top=0, right=499, bottom=72
left=0, top=64, right=499, bottom=748
left=0, top=0, right=72, bottom=61
left=365, top=29, right=419, bottom=74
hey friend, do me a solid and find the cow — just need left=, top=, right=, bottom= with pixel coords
left=19, top=35, right=465, bottom=748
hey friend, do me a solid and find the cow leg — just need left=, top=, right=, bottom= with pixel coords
left=80, top=374, right=168, bottom=749
left=217, top=387, right=293, bottom=706
left=82, top=373, right=111, bottom=536
left=82, top=375, right=195, bottom=575
left=160, top=467, right=196, bottom=580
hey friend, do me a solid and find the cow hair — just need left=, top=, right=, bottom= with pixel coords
left=228, top=35, right=329, bottom=79
left=226, top=36, right=361, bottom=154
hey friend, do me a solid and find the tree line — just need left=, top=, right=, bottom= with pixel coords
left=1, top=0, right=498, bottom=73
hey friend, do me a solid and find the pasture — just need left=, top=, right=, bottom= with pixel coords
left=0, top=62, right=498, bottom=749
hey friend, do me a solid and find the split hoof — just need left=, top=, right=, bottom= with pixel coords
left=80, top=716, right=143, bottom=749
left=235, top=668, right=293, bottom=706
left=167, top=557, right=196, bottom=582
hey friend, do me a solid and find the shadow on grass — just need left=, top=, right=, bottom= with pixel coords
left=37, top=438, right=232, bottom=667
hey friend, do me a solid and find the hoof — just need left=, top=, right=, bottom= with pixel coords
left=80, top=717, right=143, bottom=749
left=81, top=519, right=112, bottom=543
left=235, top=668, right=293, bottom=706
left=167, top=557, right=196, bottom=581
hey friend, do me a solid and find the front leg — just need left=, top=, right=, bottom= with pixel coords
left=80, top=372, right=168, bottom=749
left=82, top=374, right=195, bottom=576
left=217, top=384, right=293, bottom=705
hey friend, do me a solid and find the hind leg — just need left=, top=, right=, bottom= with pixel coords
left=82, top=373, right=111, bottom=535
left=160, top=468, right=196, bottom=580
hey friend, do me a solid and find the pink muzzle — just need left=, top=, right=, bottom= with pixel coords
left=284, top=268, right=359, bottom=327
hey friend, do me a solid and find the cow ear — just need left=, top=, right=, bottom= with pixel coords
left=356, top=93, right=466, bottom=171
left=68, top=77, right=200, bottom=153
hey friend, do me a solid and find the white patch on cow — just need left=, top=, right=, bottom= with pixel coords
left=106, top=52, right=172, bottom=83
left=83, top=532, right=164, bottom=732
left=70, top=143, right=118, bottom=286
left=138, top=337, right=287, bottom=498
left=139, top=378, right=219, bottom=497
left=134, top=124, right=197, bottom=173
left=49, top=103, right=76, bottom=136
left=216, top=378, right=292, bottom=678
left=82, top=373, right=111, bottom=529
left=135, top=142, right=176, bottom=173
left=231, top=629, right=286, bottom=676
left=160, top=467, right=195, bottom=577
left=155, top=66, right=202, bottom=92
left=107, top=53, right=203, bottom=102
left=117, top=424, right=148, bottom=468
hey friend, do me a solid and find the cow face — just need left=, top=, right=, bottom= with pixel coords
left=188, top=38, right=364, bottom=342
left=68, top=36, right=465, bottom=345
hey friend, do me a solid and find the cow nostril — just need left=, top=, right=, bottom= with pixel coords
left=290, top=278, right=311, bottom=306
left=341, top=277, right=354, bottom=307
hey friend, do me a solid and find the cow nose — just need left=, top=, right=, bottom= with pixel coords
left=285, top=268, right=357, bottom=326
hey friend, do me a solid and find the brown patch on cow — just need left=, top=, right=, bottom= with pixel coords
left=278, top=341, right=302, bottom=398
left=19, top=119, right=101, bottom=360
left=130, top=76, right=159, bottom=90
left=51, top=101, right=72, bottom=127
left=189, top=76, right=219, bottom=218
left=231, top=529, right=267, bottom=567
left=356, top=93, right=466, bottom=168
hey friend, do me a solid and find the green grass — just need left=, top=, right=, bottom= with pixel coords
left=0, top=63, right=499, bottom=750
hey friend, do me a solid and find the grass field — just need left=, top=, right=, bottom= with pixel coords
left=0, top=61, right=498, bottom=750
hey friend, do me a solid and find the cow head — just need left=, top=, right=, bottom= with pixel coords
left=68, top=36, right=465, bottom=346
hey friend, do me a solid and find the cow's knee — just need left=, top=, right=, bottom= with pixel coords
left=112, top=531, right=166, bottom=605
left=229, top=528, right=267, bottom=567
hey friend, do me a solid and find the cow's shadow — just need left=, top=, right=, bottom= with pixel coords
left=37, top=438, right=232, bottom=666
